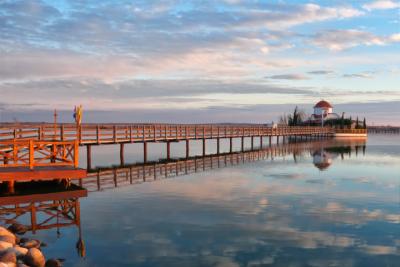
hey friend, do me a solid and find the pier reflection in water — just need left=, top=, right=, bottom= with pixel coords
left=1, top=136, right=399, bottom=267
left=0, top=181, right=87, bottom=258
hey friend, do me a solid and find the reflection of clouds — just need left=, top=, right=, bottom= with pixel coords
left=362, top=245, right=398, bottom=255
left=310, top=202, right=400, bottom=225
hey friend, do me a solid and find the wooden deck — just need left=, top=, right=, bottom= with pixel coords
left=0, top=166, right=87, bottom=181
left=0, top=123, right=334, bottom=144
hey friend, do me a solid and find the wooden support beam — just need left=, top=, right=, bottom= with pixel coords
left=185, top=139, right=190, bottom=158
left=217, top=138, right=220, bottom=155
left=120, top=143, right=125, bottom=166
left=260, top=136, right=263, bottom=149
left=241, top=137, right=244, bottom=152
left=251, top=136, right=254, bottom=150
left=143, top=142, right=147, bottom=163
left=86, top=145, right=92, bottom=170
left=167, top=141, right=171, bottom=160
left=202, top=139, right=206, bottom=156
left=229, top=137, right=233, bottom=153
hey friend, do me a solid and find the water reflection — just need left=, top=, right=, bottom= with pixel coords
left=0, top=181, right=87, bottom=257
left=81, top=139, right=367, bottom=192
left=1, top=137, right=399, bottom=267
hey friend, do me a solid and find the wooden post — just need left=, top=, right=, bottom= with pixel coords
left=277, top=135, right=280, bottom=144
left=96, top=125, right=100, bottom=144
left=217, top=138, right=220, bottom=154
left=167, top=141, right=171, bottom=160
left=29, top=140, right=34, bottom=170
left=260, top=136, right=263, bottom=148
left=269, top=136, right=272, bottom=147
left=120, top=143, right=125, bottom=166
left=86, top=145, right=92, bottom=170
left=229, top=137, right=233, bottom=153
left=143, top=142, right=147, bottom=163
left=202, top=138, right=206, bottom=156
left=74, top=141, right=79, bottom=168
left=251, top=136, right=254, bottom=150
left=186, top=139, right=190, bottom=158
left=241, top=137, right=244, bottom=152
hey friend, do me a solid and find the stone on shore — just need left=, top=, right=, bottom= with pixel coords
left=7, top=224, right=28, bottom=236
left=0, top=236, right=15, bottom=246
left=12, top=246, right=28, bottom=258
left=0, top=241, right=13, bottom=251
left=0, top=248, right=17, bottom=264
left=0, top=227, right=15, bottom=241
left=20, top=239, right=41, bottom=249
left=23, top=248, right=45, bottom=267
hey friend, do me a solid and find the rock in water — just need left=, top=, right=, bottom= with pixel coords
left=24, top=248, right=45, bottom=267
left=45, top=259, right=62, bottom=267
left=7, top=224, right=28, bottom=235
left=0, top=227, right=15, bottom=241
left=0, top=241, right=13, bottom=251
left=0, top=235, right=16, bottom=246
left=0, top=248, right=17, bottom=263
left=12, top=246, right=28, bottom=258
left=20, top=239, right=41, bottom=249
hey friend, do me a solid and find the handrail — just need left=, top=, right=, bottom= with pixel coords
left=0, top=140, right=79, bottom=169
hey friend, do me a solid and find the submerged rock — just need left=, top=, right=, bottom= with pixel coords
left=7, top=224, right=28, bottom=236
left=23, top=248, right=45, bottom=267
left=45, top=259, right=62, bottom=267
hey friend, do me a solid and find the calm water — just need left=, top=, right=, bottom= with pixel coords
left=1, top=135, right=399, bottom=267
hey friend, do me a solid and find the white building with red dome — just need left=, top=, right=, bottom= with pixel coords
left=309, top=100, right=340, bottom=123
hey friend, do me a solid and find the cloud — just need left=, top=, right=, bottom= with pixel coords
left=362, top=0, right=400, bottom=11
left=266, top=74, right=309, bottom=80
left=307, top=70, right=334, bottom=75
left=342, top=72, right=375, bottom=78
left=312, top=29, right=388, bottom=51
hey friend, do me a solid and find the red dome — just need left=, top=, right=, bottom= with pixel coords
left=314, top=100, right=332, bottom=108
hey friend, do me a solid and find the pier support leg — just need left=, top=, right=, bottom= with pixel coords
left=6, top=180, right=15, bottom=194
left=251, top=136, right=254, bottom=150
left=185, top=139, right=190, bottom=158
left=143, top=142, right=147, bottom=163
left=269, top=136, right=272, bottom=147
left=86, top=145, right=92, bottom=170
left=277, top=136, right=280, bottom=144
left=167, top=141, right=171, bottom=160
left=229, top=137, right=233, bottom=153
left=260, top=136, right=263, bottom=149
left=120, top=143, right=125, bottom=166
left=217, top=138, right=220, bottom=155
left=241, top=137, right=244, bottom=152
left=202, top=139, right=206, bottom=156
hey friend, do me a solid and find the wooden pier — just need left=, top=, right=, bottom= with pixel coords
left=1, top=123, right=334, bottom=170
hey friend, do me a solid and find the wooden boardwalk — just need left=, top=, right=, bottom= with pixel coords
left=0, top=123, right=334, bottom=144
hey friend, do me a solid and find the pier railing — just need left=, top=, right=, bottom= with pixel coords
left=0, top=140, right=79, bottom=169
left=0, top=123, right=334, bottom=144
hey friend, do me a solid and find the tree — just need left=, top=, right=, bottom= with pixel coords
left=340, top=112, right=345, bottom=129
left=349, top=116, right=352, bottom=129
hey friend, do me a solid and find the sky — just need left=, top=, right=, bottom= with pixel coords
left=0, top=0, right=399, bottom=125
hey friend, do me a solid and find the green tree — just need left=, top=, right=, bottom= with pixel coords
left=356, top=116, right=359, bottom=129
